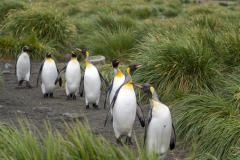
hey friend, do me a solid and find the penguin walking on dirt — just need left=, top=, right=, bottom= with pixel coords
left=133, top=83, right=176, bottom=160
left=77, top=48, right=106, bottom=110
left=55, top=51, right=81, bottom=100
left=104, top=64, right=144, bottom=145
left=36, top=52, right=62, bottom=98
left=104, top=60, right=145, bottom=127
left=15, top=45, right=32, bottom=88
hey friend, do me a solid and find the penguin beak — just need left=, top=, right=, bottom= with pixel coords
left=48, top=52, right=51, bottom=56
left=116, top=60, right=120, bottom=63
left=132, top=83, right=143, bottom=88
left=76, top=48, right=82, bottom=52
left=136, top=64, right=143, bottom=68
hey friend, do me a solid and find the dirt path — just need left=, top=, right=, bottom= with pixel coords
left=0, top=60, right=188, bottom=160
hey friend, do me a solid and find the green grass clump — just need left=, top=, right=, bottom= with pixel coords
left=0, top=0, right=26, bottom=23
left=0, top=33, right=58, bottom=61
left=0, top=118, right=154, bottom=160
left=133, top=29, right=220, bottom=98
left=2, top=6, right=76, bottom=50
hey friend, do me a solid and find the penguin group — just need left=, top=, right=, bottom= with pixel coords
left=15, top=46, right=176, bottom=160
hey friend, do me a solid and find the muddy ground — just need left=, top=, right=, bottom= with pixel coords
left=0, top=60, right=188, bottom=160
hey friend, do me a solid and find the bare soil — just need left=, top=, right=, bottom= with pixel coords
left=0, top=60, right=188, bottom=160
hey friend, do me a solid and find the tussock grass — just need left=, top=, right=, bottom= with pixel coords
left=0, top=118, right=154, bottom=160
left=0, top=33, right=58, bottom=61
left=2, top=6, right=76, bottom=49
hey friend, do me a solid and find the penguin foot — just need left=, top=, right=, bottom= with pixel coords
left=67, top=95, right=70, bottom=100
left=125, top=136, right=133, bottom=145
left=26, top=81, right=32, bottom=88
left=93, top=104, right=98, bottom=109
left=50, top=93, right=54, bottom=98
left=43, top=93, right=48, bottom=99
left=116, top=138, right=123, bottom=145
left=18, top=80, right=24, bottom=86
left=86, top=105, right=90, bottom=110
left=73, top=95, right=76, bottom=100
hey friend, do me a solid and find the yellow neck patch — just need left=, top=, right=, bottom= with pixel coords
left=46, top=57, right=52, bottom=62
left=116, top=69, right=124, bottom=78
left=150, top=87, right=154, bottom=95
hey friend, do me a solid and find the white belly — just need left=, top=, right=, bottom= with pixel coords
left=16, top=53, right=30, bottom=80
left=84, top=65, right=101, bottom=103
left=65, top=61, right=81, bottom=94
left=110, top=76, right=124, bottom=104
left=41, top=61, right=58, bottom=93
left=112, top=85, right=136, bottom=138
left=147, top=105, right=172, bottom=158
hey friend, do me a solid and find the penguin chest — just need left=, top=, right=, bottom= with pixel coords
left=84, top=65, right=101, bottom=101
left=65, top=61, right=81, bottom=90
left=110, top=76, right=125, bottom=104
left=17, top=53, right=30, bottom=75
left=147, top=104, right=172, bottom=155
left=41, top=60, right=58, bottom=87
left=113, top=85, right=136, bottom=133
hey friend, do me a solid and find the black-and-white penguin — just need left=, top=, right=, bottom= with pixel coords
left=104, top=60, right=145, bottom=127
left=77, top=48, right=106, bottom=109
left=15, top=45, right=32, bottom=88
left=36, top=52, right=62, bottom=98
left=104, top=64, right=144, bottom=145
left=55, top=51, right=81, bottom=100
left=133, top=83, right=176, bottom=159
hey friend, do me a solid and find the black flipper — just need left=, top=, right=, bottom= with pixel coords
left=79, top=76, right=84, bottom=97
left=136, top=102, right=145, bottom=127
left=144, top=106, right=153, bottom=145
left=170, top=124, right=176, bottom=150
left=104, top=84, right=123, bottom=126
left=97, top=69, right=107, bottom=91
left=55, top=65, right=67, bottom=85
left=56, top=68, right=62, bottom=87
left=103, top=78, right=114, bottom=109
left=36, top=59, right=45, bottom=87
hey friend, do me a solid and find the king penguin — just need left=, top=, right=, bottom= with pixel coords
left=15, top=45, right=32, bottom=88
left=55, top=51, right=81, bottom=100
left=104, top=60, right=145, bottom=127
left=36, top=52, right=62, bottom=98
left=133, top=83, right=176, bottom=160
left=104, top=64, right=143, bottom=145
left=77, top=48, right=106, bottom=109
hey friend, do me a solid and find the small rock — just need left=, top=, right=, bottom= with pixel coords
left=0, top=105, right=3, bottom=108
left=16, top=110, right=26, bottom=114
left=33, top=107, right=52, bottom=113
left=5, top=63, right=13, bottom=69
left=1, top=70, right=10, bottom=74
left=63, top=113, right=85, bottom=121
left=47, top=113, right=55, bottom=116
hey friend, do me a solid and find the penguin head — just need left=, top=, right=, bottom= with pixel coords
left=112, top=60, right=120, bottom=68
left=22, top=46, right=29, bottom=52
left=76, top=48, right=89, bottom=59
left=133, top=83, right=160, bottom=102
left=133, top=83, right=153, bottom=98
left=127, top=64, right=143, bottom=76
left=45, top=52, right=51, bottom=58
left=71, top=51, right=77, bottom=58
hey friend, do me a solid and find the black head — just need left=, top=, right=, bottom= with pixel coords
left=45, top=52, right=51, bottom=58
left=133, top=83, right=153, bottom=99
left=76, top=48, right=88, bottom=58
left=112, top=60, right=120, bottom=68
left=127, top=64, right=143, bottom=76
left=22, top=46, right=29, bottom=52
left=71, top=51, right=77, bottom=58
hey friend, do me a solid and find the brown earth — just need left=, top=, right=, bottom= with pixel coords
left=0, top=60, right=188, bottom=160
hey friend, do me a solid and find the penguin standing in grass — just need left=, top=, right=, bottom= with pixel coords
left=55, top=51, right=81, bottom=100
left=15, top=45, right=32, bottom=88
left=77, top=48, right=106, bottom=110
left=104, top=60, right=145, bottom=126
left=36, top=52, right=62, bottom=98
left=133, top=83, right=176, bottom=160
left=104, top=64, right=144, bottom=145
